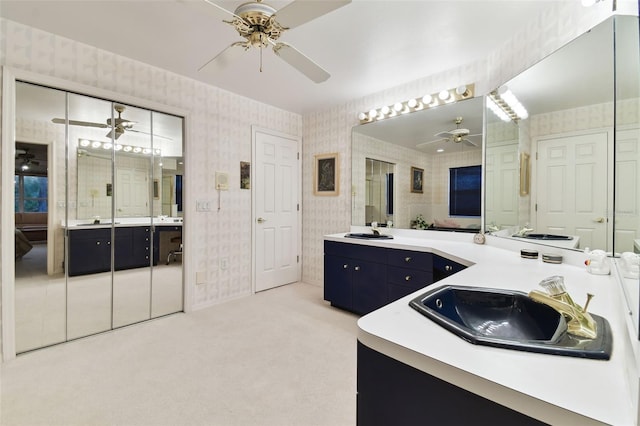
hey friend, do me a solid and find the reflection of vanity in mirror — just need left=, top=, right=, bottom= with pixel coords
left=13, top=80, right=185, bottom=352
left=485, top=15, right=640, bottom=337
left=485, top=16, right=640, bottom=255
left=352, top=96, right=483, bottom=231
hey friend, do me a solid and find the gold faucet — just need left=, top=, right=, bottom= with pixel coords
left=528, top=276, right=597, bottom=339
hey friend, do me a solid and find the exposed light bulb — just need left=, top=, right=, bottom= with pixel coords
left=438, top=90, right=451, bottom=101
left=358, top=112, right=367, bottom=121
left=393, top=102, right=403, bottom=112
left=79, top=139, right=90, bottom=147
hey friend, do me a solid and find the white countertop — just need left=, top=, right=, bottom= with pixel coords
left=63, top=217, right=183, bottom=229
left=327, top=229, right=639, bottom=425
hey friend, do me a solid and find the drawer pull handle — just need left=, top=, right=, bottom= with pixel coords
left=445, top=265, right=452, bottom=271
left=343, top=264, right=348, bottom=269
left=405, top=256, right=412, bottom=262
left=354, top=266, right=360, bottom=271
left=96, top=241, right=100, bottom=245
left=405, top=275, right=411, bottom=281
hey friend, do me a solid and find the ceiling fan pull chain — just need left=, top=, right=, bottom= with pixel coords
left=260, top=46, right=263, bottom=72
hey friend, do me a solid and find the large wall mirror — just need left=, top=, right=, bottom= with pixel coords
left=352, top=96, right=483, bottom=231
left=12, top=80, right=185, bottom=353
left=485, top=15, right=640, bottom=336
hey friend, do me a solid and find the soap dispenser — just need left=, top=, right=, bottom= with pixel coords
left=584, top=248, right=610, bottom=275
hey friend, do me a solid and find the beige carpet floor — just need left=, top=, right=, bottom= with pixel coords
left=1, top=282, right=359, bottom=426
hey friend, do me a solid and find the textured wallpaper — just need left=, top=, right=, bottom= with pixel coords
left=0, top=18, right=302, bottom=313
left=0, top=1, right=615, bottom=321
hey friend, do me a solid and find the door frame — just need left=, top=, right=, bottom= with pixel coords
left=1, top=67, right=190, bottom=361
left=250, top=126, right=302, bottom=293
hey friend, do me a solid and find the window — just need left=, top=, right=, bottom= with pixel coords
left=449, top=165, right=481, bottom=217
left=15, top=174, right=48, bottom=213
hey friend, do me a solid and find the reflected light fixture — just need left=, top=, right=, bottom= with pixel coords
left=77, top=139, right=161, bottom=156
left=358, top=84, right=475, bottom=124
left=488, top=86, right=528, bottom=121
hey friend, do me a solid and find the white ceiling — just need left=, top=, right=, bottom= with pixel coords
left=1, top=0, right=558, bottom=114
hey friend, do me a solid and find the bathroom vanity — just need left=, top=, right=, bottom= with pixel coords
left=325, top=230, right=639, bottom=425
left=65, top=218, right=182, bottom=276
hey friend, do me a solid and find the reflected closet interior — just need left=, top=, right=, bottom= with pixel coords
left=14, top=81, right=185, bottom=353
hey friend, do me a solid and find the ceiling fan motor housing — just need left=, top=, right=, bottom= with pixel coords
left=231, top=1, right=284, bottom=42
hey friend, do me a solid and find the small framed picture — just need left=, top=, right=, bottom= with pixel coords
left=411, top=167, right=424, bottom=193
left=240, top=161, right=251, bottom=189
left=314, top=153, right=339, bottom=196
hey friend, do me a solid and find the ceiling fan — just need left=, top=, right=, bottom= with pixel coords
left=15, top=149, right=40, bottom=171
left=198, top=0, right=351, bottom=83
left=416, top=117, right=481, bottom=149
left=52, top=105, right=169, bottom=140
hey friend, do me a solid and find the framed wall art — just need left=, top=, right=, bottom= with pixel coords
left=314, top=153, right=339, bottom=196
left=411, top=166, right=424, bottom=193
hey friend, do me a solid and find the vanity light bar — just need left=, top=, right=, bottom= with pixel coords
left=358, top=84, right=475, bottom=124
left=78, top=139, right=161, bottom=156
left=488, top=87, right=528, bottom=122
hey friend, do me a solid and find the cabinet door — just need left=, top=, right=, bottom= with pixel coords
left=352, top=260, right=387, bottom=315
left=324, top=254, right=353, bottom=310
left=433, top=255, right=466, bottom=282
left=387, top=265, right=433, bottom=302
left=68, top=229, right=112, bottom=276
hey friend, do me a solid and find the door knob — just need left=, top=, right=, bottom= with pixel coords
left=594, top=217, right=605, bottom=223
left=257, top=217, right=267, bottom=223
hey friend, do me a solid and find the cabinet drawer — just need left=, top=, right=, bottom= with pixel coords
left=387, top=266, right=432, bottom=290
left=324, top=241, right=387, bottom=264
left=387, top=250, right=432, bottom=271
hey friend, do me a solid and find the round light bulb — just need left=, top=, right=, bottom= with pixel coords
left=393, top=102, right=403, bottom=112
left=358, top=112, right=367, bottom=121
left=407, top=99, right=418, bottom=109
left=421, top=95, right=432, bottom=105
left=438, top=90, right=450, bottom=101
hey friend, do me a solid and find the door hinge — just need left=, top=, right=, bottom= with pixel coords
left=536, top=152, right=539, bottom=160
left=297, top=203, right=300, bottom=211
left=535, top=203, right=538, bottom=212
left=297, top=255, right=300, bottom=263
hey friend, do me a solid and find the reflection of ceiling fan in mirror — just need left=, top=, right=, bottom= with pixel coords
left=198, top=0, right=351, bottom=83
left=417, top=117, right=481, bottom=149
left=52, top=105, right=170, bottom=140
left=15, top=148, right=41, bottom=171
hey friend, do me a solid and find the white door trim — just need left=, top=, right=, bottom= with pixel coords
left=251, top=126, right=302, bottom=294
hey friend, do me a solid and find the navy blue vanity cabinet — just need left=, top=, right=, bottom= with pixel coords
left=386, top=249, right=433, bottom=302
left=68, top=226, right=152, bottom=276
left=324, top=241, right=388, bottom=315
left=68, top=228, right=112, bottom=276
left=114, top=227, right=151, bottom=270
left=357, top=341, right=546, bottom=426
left=433, top=254, right=466, bottom=282
left=153, top=225, right=182, bottom=266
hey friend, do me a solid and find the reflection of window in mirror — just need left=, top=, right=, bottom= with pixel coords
left=449, top=165, right=481, bottom=217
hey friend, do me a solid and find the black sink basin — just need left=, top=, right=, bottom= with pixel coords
left=409, top=285, right=612, bottom=359
left=512, top=233, right=573, bottom=240
left=345, top=233, right=393, bottom=240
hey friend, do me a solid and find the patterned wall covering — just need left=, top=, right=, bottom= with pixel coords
left=0, top=18, right=303, bottom=318
left=301, top=2, right=611, bottom=286
left=0, top=1, right=615, bottom=348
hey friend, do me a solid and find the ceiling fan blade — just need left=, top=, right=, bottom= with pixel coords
left=275, top=0, right=351, bottom=29
left=52, top=118, right=108, bottom=128
left=462, top=139, right=479, bottom=147
left=198, top=42, right=248, bottom=73
left=435, top=131, right=453, bottom=138
left=272, top=42, right=330, bottom=83
left=106, top=128, right=125, bottom=140
left=199, top=0, right=243, bottom=21
left=416, top=139, right=445, bottom=148
left=128, top=128, right=173, bottom=141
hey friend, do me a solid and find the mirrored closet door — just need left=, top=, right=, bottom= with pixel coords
left=14, top=81, right=184, bottom=353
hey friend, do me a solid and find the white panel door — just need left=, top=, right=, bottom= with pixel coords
left=116, top=167, right=149, bottom=217
left=615, top=127, right=640, bottom=253
left=536, top=132, right=609, bottom=250
left=485, top=142, right=519, bottom=229
left=254, top=128, right=300, bottom=292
